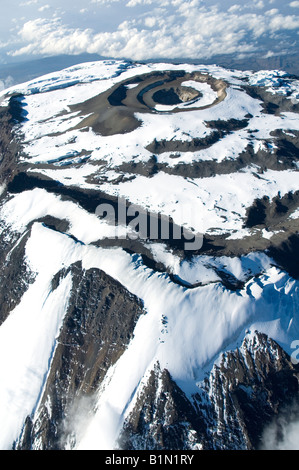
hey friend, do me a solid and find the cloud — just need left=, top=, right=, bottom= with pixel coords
left=0, top=75, right=14, bottom=92
left=228, top=5, right=242, bottom=13
left=290, top=1, right=299, bottom=7
left=144, top=16, right=157, bottom=28
left=254, top=0, right=265, bottom=8
left=10, top=18, right=92, bottom=57
left=91, top=0, right=120, bottom=4
left=20, top=0, right=38, bottom=5
left=38, top=5, right=50, bottom=12
left=8, top=3, right=299, bottom=61
left=266, top=8, right=279, bottom=16
left=260, top=404, right=299, bottom=450
left=126, top=0, right=155, bottom=6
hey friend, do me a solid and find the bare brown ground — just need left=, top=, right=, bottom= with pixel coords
left=68, top=70, right=227, bottom=136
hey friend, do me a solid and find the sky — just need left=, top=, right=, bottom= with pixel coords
left=0, top=0, right=299, bottom=66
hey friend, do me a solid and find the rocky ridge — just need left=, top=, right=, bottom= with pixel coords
left=119, top=332, right=299, bottom=450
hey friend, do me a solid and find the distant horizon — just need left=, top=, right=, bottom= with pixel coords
left=1, top=50, right=299, bottom=93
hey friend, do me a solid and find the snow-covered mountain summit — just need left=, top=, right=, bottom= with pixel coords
left=0, top=60, right=298, bottom=450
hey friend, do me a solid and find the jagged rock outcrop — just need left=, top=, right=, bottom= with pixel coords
left=0, top=94, right=26, bottom=188
left=119, top=332, right=299, bottom=450
left=15, top=262, right=145, bottom=450
left=118, top=364, right=205, bottom=450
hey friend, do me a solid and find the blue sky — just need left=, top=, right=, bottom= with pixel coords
left=1, top=0, right=299, bottom=64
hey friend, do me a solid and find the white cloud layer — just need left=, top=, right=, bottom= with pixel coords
left=261, top=405, right=299, bottom=450
left=4, top=0, right=299, bottom=61
left=0, top=75, right=14, bottom=92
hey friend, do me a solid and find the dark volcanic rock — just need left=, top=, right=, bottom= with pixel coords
left=198, top=332, right=299, bottom=450
left=245, top=191, right=299, bottom=229
left=119, top=332, right=299, bottom=450
left=243, top=85, right=299, bottom=116
left=0, top=225, right=35, bottom=326
left=119, top=363, right=205, bottom=450
left=152, top=88, right=184, bottom=105
left=268, top=233, right=299, bottom=280
left=16, top=261, right=145, bottom=450
left=0, top=96, right=24, bottom=189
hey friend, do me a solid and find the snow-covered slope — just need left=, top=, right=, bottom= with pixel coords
left=0, top=59, right=298, bottom=450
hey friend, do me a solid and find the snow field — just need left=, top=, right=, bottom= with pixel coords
left=0, top=217, right=298, bottom=449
